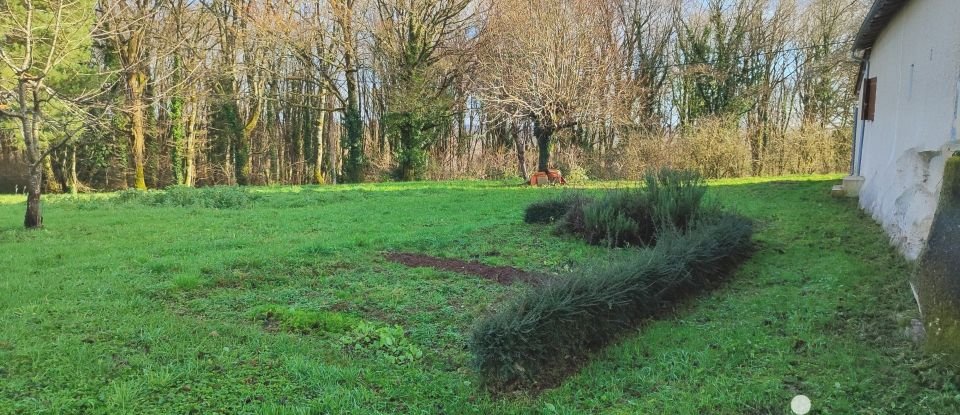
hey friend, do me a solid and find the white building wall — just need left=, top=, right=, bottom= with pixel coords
left=855, top=0, right=960, bottom=260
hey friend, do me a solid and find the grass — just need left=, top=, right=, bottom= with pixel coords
left=0, top=176, right=958, bottom=414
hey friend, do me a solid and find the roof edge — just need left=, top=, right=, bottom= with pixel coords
left=853, top=0, right=912, bottom=52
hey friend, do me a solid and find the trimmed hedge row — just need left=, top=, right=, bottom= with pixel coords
left=469, top=213, right=754, bottom=388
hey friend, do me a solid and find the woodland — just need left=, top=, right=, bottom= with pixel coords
left=2, top=0, right=866, bottom=226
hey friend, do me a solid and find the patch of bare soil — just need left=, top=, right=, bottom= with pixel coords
left=384, top=252, right=546, bottom=285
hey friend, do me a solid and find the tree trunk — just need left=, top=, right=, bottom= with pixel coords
left=69, top=145, right=78, bottom=195
left=534, top=120, right=553, bottom=173
left=314, top=90, right=327, bottom=184
left=171, top=97, right=186, bottom=185
left=325, top=93, right=338, bottom=184
left=25, top=164, right=42, bottom=228
left=185, top=101, right=198, bottom=187
left=19, top=82, right=43, bottom=228
left=514, top=122, right=527, bottom=178
left=237, top=83, right=262, bottom=185
left=43, top=157, right=61, bottom=193
left=399, top=121, right=415, bottom=181
left=340, top=1, right=364, bottom=183
left=129, top=70, right=148, bottom=190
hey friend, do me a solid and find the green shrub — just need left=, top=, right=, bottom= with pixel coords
left=582, top=203, right=640, bottom=247
left=252, top=305, right=361, bottom=334
left=523, top=192, right=592, bottom=224
left=553, top=168, right=707, bottom=247
left=644, top=168, right=707, bottom=232
left=469, top=213, right=754, bottom=388
left=579, top=188, right=652, bottom=246
left=111, top=186, right=254, bottom=209
left=340, top=322, right=423, bottom=365
left=161, top=185, right=254, bottom=208
left=113, top=188, right=155, bottom=205
left=565, top=166, right=590, bottom=185
left=556, top=195, right=588, bottom=236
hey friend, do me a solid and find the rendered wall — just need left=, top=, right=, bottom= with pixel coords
left=855, top=0, right=960, bottom=260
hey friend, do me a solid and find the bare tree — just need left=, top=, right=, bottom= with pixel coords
left=471, top=0, right=626, bottom=174
left=620, top=0, right=674, bottom=131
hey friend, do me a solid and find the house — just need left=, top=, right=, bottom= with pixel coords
left=846, top=0, right=960, bottom=260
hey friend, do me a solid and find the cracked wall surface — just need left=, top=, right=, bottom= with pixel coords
left=855, top=0, right=960, bottom=260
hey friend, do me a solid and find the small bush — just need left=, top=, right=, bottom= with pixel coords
left=579, top=188, right=652, bottom=246
left=555, top=195, right=587, bottom=236
left=469, top=213, right=754, bottom=388
left=565, top=166, right=590, bottom=185
left=252, top=305, right=361, bottom=334
left=582, top=201, right=641, bottom=247
left=644, top=168, right=708, bottom=232
left=523, top=193, right=592, bottom=224
left=340, top=322, right=423, bottom=365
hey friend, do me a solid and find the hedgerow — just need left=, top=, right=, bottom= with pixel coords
left=111, top=185, right=255, bottom=208
left=470, top=213, right=754, bottom=388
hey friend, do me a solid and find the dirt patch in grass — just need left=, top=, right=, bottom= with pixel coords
left=385, top=252, right=546, bottom=285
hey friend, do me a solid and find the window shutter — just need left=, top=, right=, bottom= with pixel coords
left=862, top=77, right=877, bottom=121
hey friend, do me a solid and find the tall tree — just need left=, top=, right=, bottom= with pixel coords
left=332, top=0, right=365, bottom=182
left=372, top=0, right=472, bottom=180
left=97, top=0, right=159, bottom=190
left=0, top=0, right=96, bottom=227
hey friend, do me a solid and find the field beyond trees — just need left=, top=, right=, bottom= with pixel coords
left=1, top=177, right=959, bottom=414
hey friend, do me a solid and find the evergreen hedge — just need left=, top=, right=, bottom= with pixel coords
left=469, top=213, right=754, bottom=388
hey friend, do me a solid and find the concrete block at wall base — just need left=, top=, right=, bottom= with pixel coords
left=842, top=176, right=866, bottom=197
left=831, top=185, right=847, bottom=198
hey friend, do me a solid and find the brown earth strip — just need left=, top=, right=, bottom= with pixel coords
left=384, top=252, right=546, bottom=285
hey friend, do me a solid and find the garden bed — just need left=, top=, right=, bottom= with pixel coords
left=385, top=252, right=546, bottom=285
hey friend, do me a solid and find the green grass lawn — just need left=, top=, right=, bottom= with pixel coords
left=1, top=177, right=958, bottom=414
